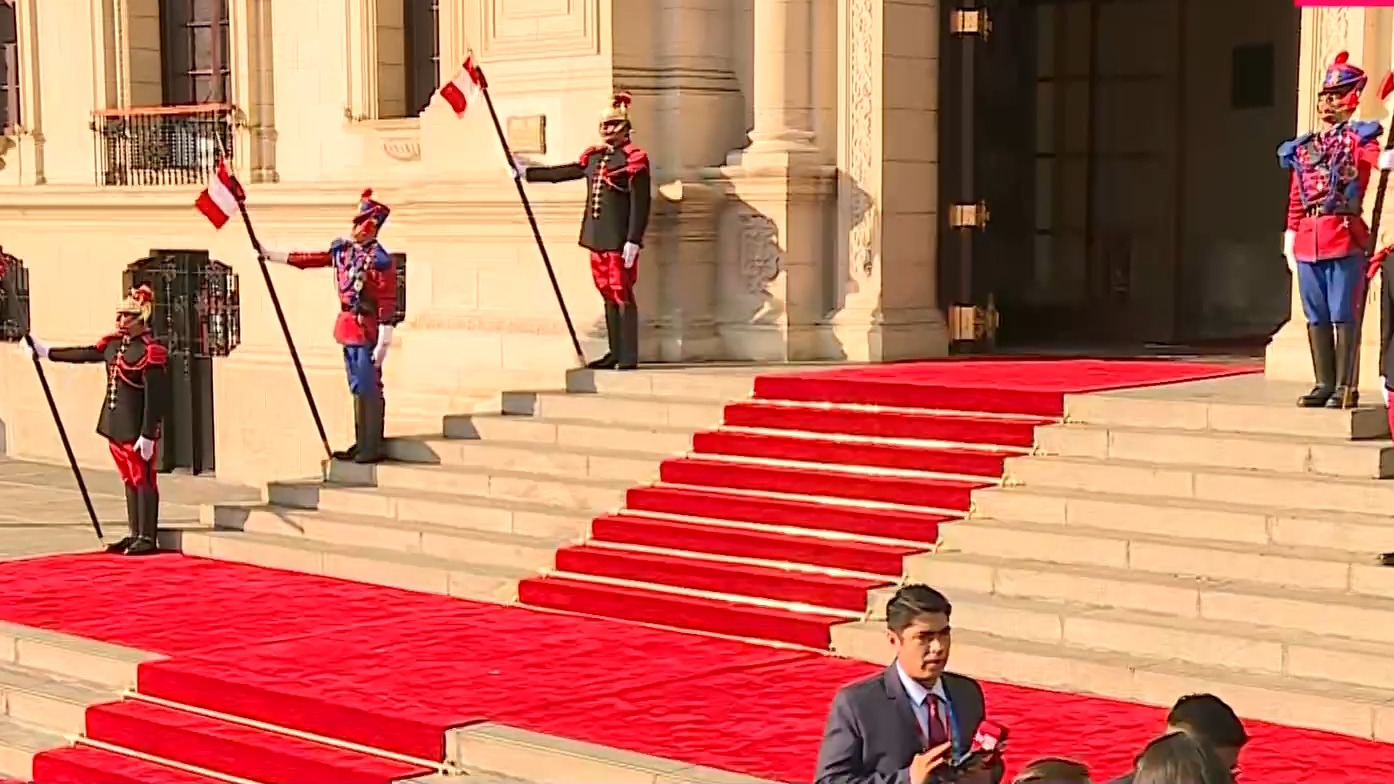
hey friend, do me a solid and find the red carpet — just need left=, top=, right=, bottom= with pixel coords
left=2, top=553, right=1394, bottom=784
left=522, top=358, right=1261, bottom=647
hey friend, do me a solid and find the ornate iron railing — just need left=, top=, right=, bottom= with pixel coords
left=91, top=103, right=234, bottom=187
left=0, top=249, right=28, bottom=342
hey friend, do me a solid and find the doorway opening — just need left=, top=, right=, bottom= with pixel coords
left=125, top=250, right=241, bottom=476
left=939, top=0, right=1301, bottom=351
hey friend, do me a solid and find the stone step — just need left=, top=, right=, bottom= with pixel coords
left=862, top=587, right=1394, bottom=693
left=1003, top=453, right=1394, bottom=518
left=937, top=517, right=1391, bottom=598
left=0, top=622, right=155, bottom=690
left=442, top=414, right=697, bottom=455
left=262, top=483, right=598, bottom=540
left=1062, top=381, right=1389, bottom=440
left=501, top=391, right=726, bottom=430
left=563, top=367, right=761, bottom=402
left=324, top=461, right=634, bottom=512
left=896, top=549, right=1394, bottom=647
left=1035, top=421, right=1394, bottom=479
left=0, top=718, right=65, bottom=781
left=211, top=505, right=576, bottom=571
left=829, top=622, right=1394, bottom=742
left=971, top=484, right=1394, bottom=552
left=0, top=661, right=119, bottom=737
left=176, top=529, right=535, bottom=603
left=385, top=437, right=672, bottom=484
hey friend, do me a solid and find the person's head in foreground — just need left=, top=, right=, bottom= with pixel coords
left=1164, top=693, right=1247, bottom=774
left=1011, top=757, right=1091, bottom=784
left=1132, top=728, right=1234, bottom=784
left=885, top=584, right=952, bottom=684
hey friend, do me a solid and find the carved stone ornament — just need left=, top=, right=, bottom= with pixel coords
left=848, top=0, right=876, bottom=277
left=382, top=138, right=422, bottom=162
left=738, top=212, right=783, bottom=295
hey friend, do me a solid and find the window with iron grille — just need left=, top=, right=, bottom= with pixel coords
left=405, top=0, right=439, bottom=116
left=0, top=0, right=19, bottom=132
left=160, top=0, right=230, bottom=105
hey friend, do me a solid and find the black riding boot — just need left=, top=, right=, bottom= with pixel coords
left=333, top=396, right=364, bottom=461
left=586, top=303, right=621, bottom=369
left=616, top=303, right=639, bottom=371
left=106, top=486, right=138, bottom=553
left=354, top=394, right=386, bottom=464
left=124, top=487, right=159, bottom=555
left=1329, top=322, right=1360, bottom=408
left=1297, top=324, right=1337, bottom=407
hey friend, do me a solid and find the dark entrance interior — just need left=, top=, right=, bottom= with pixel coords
left=939, top=0, right=1301, bottom=350
left=125, top=250, right=240, bottom=476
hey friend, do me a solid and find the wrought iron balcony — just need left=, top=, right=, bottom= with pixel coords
left=90, top=103, right=235, bottom=187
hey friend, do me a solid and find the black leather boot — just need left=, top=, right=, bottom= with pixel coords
left=354, top=394, right=386, bottom=464
left=586, top=303, right=621, bottom=369
left=1297, top=323, right=1337, bottom=407
left=105, top=486, right=137, bottom=553
left=1329, top=322, right=1360, bottom=408
left=616, top=303, right=639, bottom=371
left=124, top=488, right=159, bottom=555
left=332, top=396, right=363, bottom=461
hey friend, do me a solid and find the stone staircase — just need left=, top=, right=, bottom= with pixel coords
left=184, top=368, right=762, bottom=602
left=832, top=375, right=1394, bottom=742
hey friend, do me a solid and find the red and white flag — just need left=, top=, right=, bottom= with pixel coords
left=195, top=160, right=245, bottom=229
left=438, top=57, right=486, bottom=117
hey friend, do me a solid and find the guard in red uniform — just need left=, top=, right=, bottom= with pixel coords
left=514, top=91, right=652, bottom=370
left=1280, top=51, right=1394, bottom=408
left=25, top=285, right=170, bottom=555
left=261, top=189, right=399, bottom=463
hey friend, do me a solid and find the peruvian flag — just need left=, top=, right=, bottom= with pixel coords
left=194, top=160, right=245, bottom=229
left=439, top=57, right=486, bottom=117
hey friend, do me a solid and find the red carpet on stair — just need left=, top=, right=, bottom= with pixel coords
left=524, top=358, right=1262, bottom=646
left=2, top=553, right=1394, bottom=784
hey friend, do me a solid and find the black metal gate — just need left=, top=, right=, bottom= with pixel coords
left=390, top=252, right=408, bottom=326
left=0, top=250, right=29, bottom=341
left=124, top=251, right=240, bottom=476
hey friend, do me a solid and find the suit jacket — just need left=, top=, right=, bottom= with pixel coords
left=814, top=666, right=1002, bottom=784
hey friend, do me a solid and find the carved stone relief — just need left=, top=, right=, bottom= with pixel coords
left=847, top=0, right=876, bottom=277
left=738, top=212, right=782, bottom=295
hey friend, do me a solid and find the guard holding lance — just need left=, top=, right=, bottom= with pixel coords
left=1280, top=51, right=1394, bottom=408
left=513, top=91, right=652, bottom=370
left=259, top=189, right=399, bottom=464
left=25, top=285, right=170, bottom=554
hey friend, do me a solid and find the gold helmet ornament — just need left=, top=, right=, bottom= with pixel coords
left=600, top=91, right=633, bottom=129
left=117, top=283, right=155, bottom=322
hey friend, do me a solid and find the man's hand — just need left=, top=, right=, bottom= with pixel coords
left=622, top=242, right=640, bottom=269
left=22, top=336, right=47, bottom=360
left=955, top=758, right=996, bottom=784
left=510, top=155, right=536, bottom=181
left=909, top=741, right=951, bottom=784
left=134, top=437, right=156, bottom=462
left=372, top=325, right=394, bottom=368
left=258, top=246, right=289, bottom=264
left=1379, top=149, right=1394, bottom=171
left=1283, top=229, right=1297, bottom=272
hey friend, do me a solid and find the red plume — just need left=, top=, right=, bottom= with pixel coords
left=131, top=284, right=154, bottom=304
left=1334, top=51, right=1350, bottom=65
left=361, top=188, right=374, bottom=199
left=1379, top=71, right=1394, bottom=102
left=612, top=91, right=632, bottom=108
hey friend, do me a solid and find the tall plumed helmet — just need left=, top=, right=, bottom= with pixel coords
left=1323, top=51, right=1368, bottom=95
left=600, top=91, right=633, bottom=127
left=117, top=284, right=155, bottom=322
left=353, top=188, right=391, bottom=228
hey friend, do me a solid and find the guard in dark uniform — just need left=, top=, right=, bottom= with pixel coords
left=514, top=91, right=653, bottom=370
left=26, top=284, right=170, bottom=554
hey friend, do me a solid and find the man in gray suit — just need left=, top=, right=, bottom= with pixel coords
left=815, top=585, right=1003, bottom=784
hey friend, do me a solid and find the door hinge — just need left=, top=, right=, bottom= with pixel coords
left=948, top=298, right=1000, bottom=343
left=948, top=201, right=990, bottom=230
left=950, top=9, right=992, bottom=39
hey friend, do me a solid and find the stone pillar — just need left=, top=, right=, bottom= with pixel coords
left=230, top=0, right=276, bottom=182
left=646, top=181, right=726, bottom=361
left=1265, top=6, right=1384, bottom=389
left=739, top=0, right=818, bottom=163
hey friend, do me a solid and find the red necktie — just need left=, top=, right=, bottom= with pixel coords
left=926, top=696, right=950, bottom=749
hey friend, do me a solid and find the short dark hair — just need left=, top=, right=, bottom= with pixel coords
left=885, top=584, right=952, bottom=633
left=1166, top=694, right=1248, bottom=749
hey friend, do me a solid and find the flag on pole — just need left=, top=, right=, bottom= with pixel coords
left=195, top=160, right=246, bottom=229
left=439, top=57, right=487, bottom=117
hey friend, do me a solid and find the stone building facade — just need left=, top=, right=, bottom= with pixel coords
left=0, top=0, right=1372, bottom=485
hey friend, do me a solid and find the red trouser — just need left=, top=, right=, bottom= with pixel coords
left=109, top=440, right=158, bottom=489
left=590, top=250, right=637, bottom=304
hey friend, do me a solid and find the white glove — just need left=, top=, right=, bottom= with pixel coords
left=1283, top=230, right=1297, bottom=270
left=135, top=436, right=155, bottom=461
left=1383, top=377, right=1390, bottom=406
left=1379, top=149, right=1394, bottom=171
left=510, top=157, right=528, bottom=181
left=23, top=336, right=47, bottom=360
left=622, top=242, right=640, bottom=269
left=259, top=246, right=289, bottom=264
left=372, top=325, right=393, bottom=367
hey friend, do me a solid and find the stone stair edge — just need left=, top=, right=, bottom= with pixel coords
left=385, top=434, right=694, bottom=462
left=0, top=621, right=161, bottom=688
left=328, top=459, right=642, bottom=490
left=1005, top=451, right=1394, bottom=489
left=212, top=504, right=582, bottom=548
left=1037, top=418, right=1392, bottom=449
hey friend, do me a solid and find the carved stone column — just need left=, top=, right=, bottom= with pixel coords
left=737, top=0, right=818, bottom=165
left=230, top=0, right=276, bottom=181
left=647, top=181, right=726, bottom=361
left=10, top=0, right=44, bottom=184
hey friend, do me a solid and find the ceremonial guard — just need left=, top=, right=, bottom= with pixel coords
left=260, top=189, right=399, bottom=464
left=25, top=285, right=169, bottom=555
left=1280, top=51, right=1394, bottom=408
left=513, top=91, right=652, bottom=370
